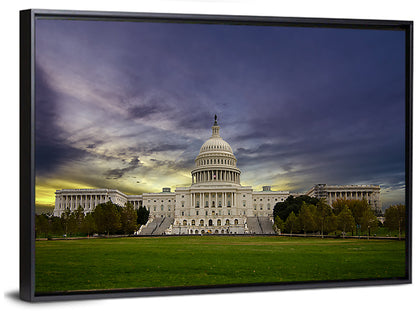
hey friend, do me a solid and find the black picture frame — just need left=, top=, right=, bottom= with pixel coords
left=20, top=9, right=413, bottom=302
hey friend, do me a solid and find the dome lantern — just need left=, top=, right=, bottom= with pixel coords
left=211, top=114, right=220, bottom=137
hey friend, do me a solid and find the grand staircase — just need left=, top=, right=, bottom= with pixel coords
left=139, top=217, right=174, bottom=235
left=246, top=216, right=275, bottom=234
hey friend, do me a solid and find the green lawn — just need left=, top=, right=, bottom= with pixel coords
left=35, top=236, right=406, bottom=293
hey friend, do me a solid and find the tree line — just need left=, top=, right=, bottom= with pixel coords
left=35, top=202, right=150, bottom=238
left=273, top=195, right=405, bottom=238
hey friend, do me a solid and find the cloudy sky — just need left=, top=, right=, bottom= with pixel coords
left=35, top=17, right=406, bottom=210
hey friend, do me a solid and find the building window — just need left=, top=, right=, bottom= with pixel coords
left=200, top=220, right=204, bottom=226
left=196, top=210, right=199, bottom=215
left=226, top=219, right=230, bottom=225
left=183, top=220, right=187, bottom=225
left=228, top=210, right=231, bottom=215
left=181, top=202, right=185, bottom=207
left=161, top=205, right=164, bottom=211
left=234, top=219, right=238, bottom=225
left=192, top=220, right=195, bottom=226
left=181, top=211, right=184, bottom=216
left=217, top=219, right=221, bottom=226
left=243, top=200, right=246, bottom=207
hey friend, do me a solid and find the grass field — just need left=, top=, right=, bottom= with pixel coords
left=35, top=236, right=406, bottom=293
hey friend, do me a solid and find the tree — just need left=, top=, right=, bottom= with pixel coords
left=337, top=206, right=355, bottom=238
left=35, top=214, right=50, bottom=238
left=384, top=204, right=406, bottom=239
left=81, top=212, right=96, bottom=237
left=137, top=206, right=150, bottom=226
left=361, top=208, right=378, bottom=238
left=284, top=211, right=298, bottom=235
left=298, top=203, right=316, bottom=234
left=274, top=215, right=284, bottom=234
left=315, top=199, right=335, bottom=237
left=121, top=203, right=138, bottom=234
left=332, top=198, right=349, bottom=216
left=67, top=212, right=78, bottom=236
left=61, top=208, right=72, bottom=237
left=338, top=199, right=376, bottom=236
left=73, top=205, right=85, bottom=234
left=50, top=216, right=64, bottom=236
left=93, top=202, right=121, bottom=236
left=273, top=195, right=319, bottom=222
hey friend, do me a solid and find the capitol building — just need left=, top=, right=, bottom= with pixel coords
left=53, top=116, right=381, bottom=235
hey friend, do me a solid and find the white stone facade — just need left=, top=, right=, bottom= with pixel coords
left=54, top=189, right=128, bottom=216
left=53, top=117, right=382, bottom=234
left=305, top=184, right=382, bottom=211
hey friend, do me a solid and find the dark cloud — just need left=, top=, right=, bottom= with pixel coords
left=35, top=20, right=407, bottom=207
left=35, top=65, right=91, bottom=174
left=105, top=157, right=143, bottom=179
left=128, top=103, right=160, bottom=120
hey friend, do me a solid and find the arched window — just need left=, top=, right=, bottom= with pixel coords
left=200, top=219, right=204, bottom=226
left=217, top=219, right=221, bottom=226
left=183, top=220, right=187, bottom=226
left=191, top=219, right=195, bottom=226
left=209, top=219, right=213, bottom=226
left=226, top=219, right=230, bottom=225
left=234, top=219, right=238, bottom=225
left=195, top=230, right=199, bottom=234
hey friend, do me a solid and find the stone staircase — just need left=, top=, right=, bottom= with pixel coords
left=139, top=217, right=174, bottom=235
left=257, top=216, right=275, bottom=234
left=246, top=216, right=275, bottom=234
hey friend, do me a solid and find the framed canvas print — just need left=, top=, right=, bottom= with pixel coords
left=20, top=9, right=413, bottom=301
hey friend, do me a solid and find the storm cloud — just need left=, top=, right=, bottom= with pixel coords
left=34, top=19, right=407, bottom=208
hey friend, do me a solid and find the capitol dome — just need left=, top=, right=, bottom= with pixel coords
left=191, top=116, right=241, bottom=185
left=199, top=135, right=234, bottom=155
